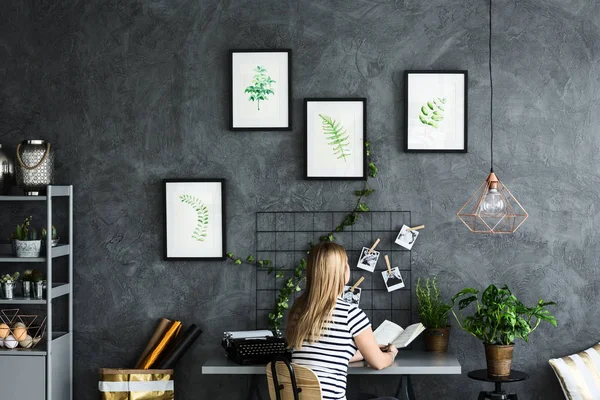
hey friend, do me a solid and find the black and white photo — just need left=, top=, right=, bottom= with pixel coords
left=395, top=225, right=419, bottom=250
left=342, top=286, right=362, bottom=306
left=382, top=267, right=405, bottom=292
left=356, top=246, right=380, bottom=272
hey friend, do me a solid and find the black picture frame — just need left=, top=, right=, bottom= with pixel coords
left=229, top=49, right=292, bottom=131
left=304, top=98, right=367, bottom=180
left=404, top=70, right=468, bottom=153
left=163, top=178, right=226, bottom=261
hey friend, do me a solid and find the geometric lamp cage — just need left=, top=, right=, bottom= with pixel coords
left=457, top=172, right=528, bottom=234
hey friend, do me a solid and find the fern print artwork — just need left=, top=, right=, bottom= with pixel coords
left=179, top=194, right=209, bottom=242
left=418, top=97, right=447, bottom=129
left=319, top=114, right=352, bottom=162
left=244, top=66, right=276, bottom=111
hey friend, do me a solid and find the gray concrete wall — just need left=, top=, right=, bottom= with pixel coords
left=2, top=1, right=598, bottom=399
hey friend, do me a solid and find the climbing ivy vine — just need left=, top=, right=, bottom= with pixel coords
left=227, top=140, right=378, bottom=334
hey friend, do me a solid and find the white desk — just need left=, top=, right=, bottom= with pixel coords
left=202, top=352, right=461, bottom=399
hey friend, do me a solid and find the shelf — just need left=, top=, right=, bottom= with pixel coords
left=0, top=245, right=70, bottom=263
left=0, top=283, right=69, bottom=304
left=0, top=195, right=47, bottom=201
left=0, top=332, right=69, bottom=356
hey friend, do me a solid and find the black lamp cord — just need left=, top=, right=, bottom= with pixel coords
left=489, top=0, right=494, bottom=173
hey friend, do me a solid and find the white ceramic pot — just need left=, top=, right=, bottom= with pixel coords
left=13, top=239, right=42, bottom=258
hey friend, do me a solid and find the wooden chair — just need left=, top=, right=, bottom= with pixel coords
left=266, top=356, right=322, bottom=400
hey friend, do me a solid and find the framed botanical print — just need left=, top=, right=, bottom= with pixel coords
left=305, top=98, right=367, bottom=180
left=404, top=71, right=468, bottom=152
left=230, top=49, right=292, bottom=131
left=164, top=179, right=226, bottom=260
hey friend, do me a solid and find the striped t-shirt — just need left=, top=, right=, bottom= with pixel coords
left=291, top=297, right=371, bottom=400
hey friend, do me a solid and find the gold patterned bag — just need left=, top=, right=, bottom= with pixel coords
left=99, top=368, right=174, bottom=400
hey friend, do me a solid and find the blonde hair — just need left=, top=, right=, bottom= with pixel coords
left=286, top=242, right=347, bottom=349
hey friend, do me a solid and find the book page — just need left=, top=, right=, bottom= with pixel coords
left=373, top=320, right=404, bottom=346
left=392, top=323, right=425, bottom=348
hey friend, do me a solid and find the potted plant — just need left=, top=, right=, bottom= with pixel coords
left=9, top=216, right=41, bottom=257
left=451, top=284, right=557, bottom=376
left=41, top=225, right=59, bottom=247
left=0, top=272, right=20, bottom=299
left=416, top=276, right=452, bottom=352
left=31, top=269, right=45, bottom=300
left=21, top=269, right=33, bottom=298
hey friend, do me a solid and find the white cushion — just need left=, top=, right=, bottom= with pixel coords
left=549, top=342, right=600, bottom=400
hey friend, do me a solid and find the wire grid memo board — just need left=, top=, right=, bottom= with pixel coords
left=255, top=211, right=413, bottom=331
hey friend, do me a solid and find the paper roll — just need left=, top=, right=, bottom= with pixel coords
left=158, top=324, right=203, bottom=369
left=135, top=318, right=172, bottom=369
left=140, top=321, right=182, bottom=370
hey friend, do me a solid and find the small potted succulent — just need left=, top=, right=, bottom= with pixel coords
left=21, top=269, right=33, bottom=298
left=1, top=272, right=20, bottom=299
left=41, top=225, right=59, bottom=247
left=416, top=276, right=452, bottom=352
left=10, top=216, right=42, bottom=257
left=31, top=269, right=45, bottom=300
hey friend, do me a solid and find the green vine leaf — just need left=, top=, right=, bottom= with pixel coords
left=179, top=195, right=209, bottom=242
left=368, top=162, right=378, bottom=178
left=234, top=258, right=242, bottom=265
left=319, top=114, right=352, bottom=162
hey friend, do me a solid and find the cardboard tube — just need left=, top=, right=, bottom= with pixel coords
left=368, top=238, right=380, bottom=253
left=350, top=277, right=365, bottom=292
left=135, top=318, right=172, bottom=368
left=408, top=225, right=425, bottom=231
left=384, top=255, right=392, bottom=274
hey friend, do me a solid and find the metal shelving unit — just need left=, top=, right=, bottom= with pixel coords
left=0, top=185, right=73, bottom=400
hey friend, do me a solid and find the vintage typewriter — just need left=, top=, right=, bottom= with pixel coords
left=222, top=330, right=291, bottom=365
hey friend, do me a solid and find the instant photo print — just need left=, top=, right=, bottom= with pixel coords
left=382, top=267, right=405, bottom=292
left=356, top=246, right=380, bottom=272
left=395, top=224, right=420, bottom=250
left=342, top=286, right=362, bottom=306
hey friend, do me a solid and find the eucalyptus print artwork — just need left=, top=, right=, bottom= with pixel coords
left=244, top=66, right=275, bottom=111
left=164, top=179, right=226, bottom=260
left=418, top=97, right=447, bottom=129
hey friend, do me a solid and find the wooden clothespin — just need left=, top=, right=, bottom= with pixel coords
left=407, top=225, right=425, bottom=232
left=368, top=238, right=381, bottom=254
left=384, top=255, right=392, bottom=274
left=349, top=277, right=365, bottom=292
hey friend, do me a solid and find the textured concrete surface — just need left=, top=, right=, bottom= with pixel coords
left=1, top=0, right=599, bottom=399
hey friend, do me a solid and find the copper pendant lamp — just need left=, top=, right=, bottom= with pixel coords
left=457, top=0, right=528, bottom=234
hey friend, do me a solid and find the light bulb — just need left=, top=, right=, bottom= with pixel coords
left=480, top=187, right=505, bottom=217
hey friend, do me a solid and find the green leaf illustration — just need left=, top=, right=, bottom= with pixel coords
left=418, top=97, right=447, bottom=130
left=179, top=194, right=209, bottom=242
left=319, top=114, right=352, bottom=162
left=244, top=66, right=276, bottom=111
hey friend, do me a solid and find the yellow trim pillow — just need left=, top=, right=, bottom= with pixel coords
left=549, top=343, right=600, bottom=400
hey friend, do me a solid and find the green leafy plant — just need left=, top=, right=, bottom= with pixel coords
left=416, top=276, right=451, bottom=329
left=41, top=225, right=57, bottom=240
left=179, top=195, right=209, bottom=242
left=9, top=216, right=38, bottom=241
left=319, top=114, right=351, bottom=162
left=451, top=284, right=557, bottom=345
left=244, top=66, right=275, bottom=110
left=31, top=269, right=45, bottom=283
left=22, top=269, right=33, bottom=282
left=226, top=140, right=378, bottom=333
left=0, top=272, right=20, bottom=283
left=418, top=97, right=447, bottom=129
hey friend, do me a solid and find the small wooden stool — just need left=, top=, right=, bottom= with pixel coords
left=468, top=369, right=529, bottom=400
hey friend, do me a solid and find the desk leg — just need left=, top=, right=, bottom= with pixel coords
left=246, top=375, right=263, bottom=400
left=394, top=375, right=415, bottom=400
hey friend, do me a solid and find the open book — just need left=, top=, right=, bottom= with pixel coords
left=373, top=320, right=425, bottom=348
